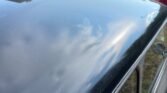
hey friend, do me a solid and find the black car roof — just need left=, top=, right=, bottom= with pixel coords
left=0, top=0, right=167, bottom=93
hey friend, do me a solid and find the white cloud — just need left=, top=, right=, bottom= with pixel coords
left=0, top=17, right=137, bottom=93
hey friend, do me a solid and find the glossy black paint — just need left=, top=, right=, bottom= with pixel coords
left=8, top=0, right=31, bottom=3
left=94, top=7, right=167, bottom=93
left=0, top=0, right=167, bottom=93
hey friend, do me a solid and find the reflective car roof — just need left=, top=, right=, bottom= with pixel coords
left=0, top=0, right=167, bottom=93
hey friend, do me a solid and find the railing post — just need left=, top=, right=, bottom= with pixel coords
left=136, top=57, right=145, bottom=93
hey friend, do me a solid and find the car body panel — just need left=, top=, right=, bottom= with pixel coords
left=0, top=0, right=167, bottom=93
